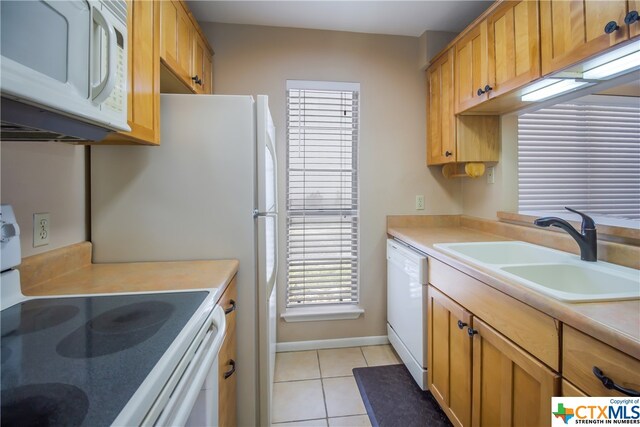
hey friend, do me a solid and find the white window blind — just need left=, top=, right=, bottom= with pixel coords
left=518, top=96, right=640, bottom=220
left=286, top=81, right=360, bottom=307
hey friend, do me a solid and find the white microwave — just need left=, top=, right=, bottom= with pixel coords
left=0, top=0, right=130, bottom=141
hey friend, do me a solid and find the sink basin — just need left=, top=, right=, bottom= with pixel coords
left=433, top=241, right=640, bottom=302
left=434, top=241, right=573, bottom=265
left=500, top=263, right=640, bottom=302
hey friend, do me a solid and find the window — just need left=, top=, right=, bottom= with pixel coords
left=286, top=80, right=360, bottom=307
left=518, top=95, right=640, bottom=226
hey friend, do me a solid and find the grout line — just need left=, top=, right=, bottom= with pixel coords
left=359, top=346, right=369, bottom=367
left=274, top=377, right=323, bottom=384
left=317, top=350, right=330, bottom=420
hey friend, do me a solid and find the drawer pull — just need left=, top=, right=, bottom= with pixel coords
left=224, top=299, right=237, bottom=315
left=625, top=10, right=639, bottom=25
left=467, top=327, right=478, bottom=337
left=457, top=320, right=468, bottom=330
left=592, top=366, right=640, bottom=396
left=604, top=21, right=620, bottom=34
left=224, top=359, right=236, bottom=379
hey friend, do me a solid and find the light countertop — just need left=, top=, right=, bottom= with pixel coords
left=388, top=224, right=640, bottom=360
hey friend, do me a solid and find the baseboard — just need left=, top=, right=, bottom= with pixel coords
left=276, top=335, right=389, bottom=352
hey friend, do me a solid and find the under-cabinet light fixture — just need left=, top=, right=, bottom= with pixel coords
left=582, top=49, right=640, bottom=80
left=521, top=79, right=591, bottom=102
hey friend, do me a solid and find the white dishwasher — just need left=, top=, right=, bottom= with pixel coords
left=386, top=239, right=428, bottom=390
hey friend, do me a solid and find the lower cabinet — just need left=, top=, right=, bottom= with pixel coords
left=428, top=286, right=472, bottom=427
left=471, top=318, right=559, bottom=426
left=218, top=278, right=237, bottom=427
left=428, top=284, right=560, bottom=427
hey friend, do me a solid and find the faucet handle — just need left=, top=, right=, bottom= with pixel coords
left=564, top=207, right=596, bottom=230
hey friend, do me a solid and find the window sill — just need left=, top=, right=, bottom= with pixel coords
left=281, top=305, right=364, bottom=322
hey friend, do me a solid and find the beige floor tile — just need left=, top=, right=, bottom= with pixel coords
left=273, top=419, right=329, bottom=427
left=328, top=415, right=372, bottom=427
left=318, top=347, right=367, bottom=377
left=360, top=345, right=401, bottom=367
left=272, top=380, right=327, bottom=423
left=275, top=351, right=321, bottom=382
left=323, top=376, right=367, bottom=418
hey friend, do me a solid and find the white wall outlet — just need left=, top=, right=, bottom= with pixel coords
left=33, top=212, right=50, bottom=247
left=416, top=195, right=425, bottom=210
left=487, top=166, right=496, bottom=184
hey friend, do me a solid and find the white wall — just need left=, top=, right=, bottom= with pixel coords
left=202, top=22, right=462, bottom=344
left=1, top=142, right=87, bottom=257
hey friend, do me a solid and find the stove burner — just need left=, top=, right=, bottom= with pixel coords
left=0, top=383, right=89, bottom=427
left=57, top=301, right=174, bottom=359
left=1, top=302, right=79, bottom=338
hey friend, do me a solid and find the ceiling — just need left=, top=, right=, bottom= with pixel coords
left=187, top=1, right=493, bottom=37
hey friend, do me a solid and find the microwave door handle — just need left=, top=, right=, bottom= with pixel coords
left=91, top=6, right=117, bottom=104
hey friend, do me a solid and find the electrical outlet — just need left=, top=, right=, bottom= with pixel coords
left=33, top=213, right=50, bottom=247
left=487, top=166, right=496, bottom=184
left=416, top=195, right=425, bottom=210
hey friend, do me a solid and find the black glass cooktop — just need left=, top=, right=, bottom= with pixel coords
left=0, top=291, right=208, bottom=427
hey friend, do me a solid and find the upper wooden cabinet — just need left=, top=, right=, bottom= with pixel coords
left=160, top=0, right=213, bottom=94
left=540, top=0, right=631, bottom=75
left=488, top=0, right=541, bottom=98
left=427, top=49, right=456, bottom=165
left=455, top=21, right=490, bottom=113
left=427, top=49, right=500, bottom=166
left=102, top=0, right=161, bottom=145
left=630, top=0, right=640, bottom=38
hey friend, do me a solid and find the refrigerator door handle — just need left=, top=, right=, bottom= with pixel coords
left=253, top=209, right=278, bottom=218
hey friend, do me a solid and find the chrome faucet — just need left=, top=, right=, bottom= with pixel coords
left=533, top=207, right=597, bottom=262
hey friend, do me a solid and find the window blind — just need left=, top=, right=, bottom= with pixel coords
left=518, top=97, right=640, bottom=220
left=286, top=82, right=360, bottom=307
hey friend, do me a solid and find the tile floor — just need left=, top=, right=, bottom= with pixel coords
left=272, top=345, right=401, bottom=426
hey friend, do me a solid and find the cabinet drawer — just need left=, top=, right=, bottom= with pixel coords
left=218, top=276, right=237, bottom=337
left=562, top=379, right=587, bottom=397
left=429, top=258, right=560, bottom=370
left=563, top=326, right=640, bottom=397
left=218, top=326, right=237, bottom=427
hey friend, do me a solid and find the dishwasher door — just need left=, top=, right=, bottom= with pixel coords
left=386, top=239, right=428, bottom=389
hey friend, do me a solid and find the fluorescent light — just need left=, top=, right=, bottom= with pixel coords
left=521, top=79, right=590, bottom=102
left=583, top=50, right=640, bottom=80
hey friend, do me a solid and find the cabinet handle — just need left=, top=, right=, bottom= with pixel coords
left=592, top=367, right=640, bottom=396
left=625, top=10, right=639, bottom=25
left=224, top=299, right=237, bottom=315
left=445, top=151, right=453, bottom=157
left=604, top=21, right=620, bottom=34
left=484, top=84, right=493, bottom=93
left=191, top=75, right=202, bottom=85
left=224, top=359, right=237, bottom=379
left=477, top=87, right=486, bottom=96
left=467, top=327, right=478, bottom=337
left=457, top=320, right=468, bottom=330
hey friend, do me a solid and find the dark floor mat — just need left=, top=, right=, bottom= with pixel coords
left=353, top=364, right=452, bottom=427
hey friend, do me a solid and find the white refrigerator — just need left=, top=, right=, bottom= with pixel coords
left=91, top=94, right=278, bottom=427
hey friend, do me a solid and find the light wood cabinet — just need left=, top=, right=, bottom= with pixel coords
left=426, top=50, right=500, bottom=167
left=160, top=0, right=213, bottom=95
left=218, top=277, right=238, bottom=427
left=471, top=318, right=559, bottom=426
left=428, top=286, right=472, bottom=427
left=563, top=325, right=640, bottom=397
left=630, top=1, right=640, bottom=38
left=455, top=21, right=490, bottom=113
left=102, top=0, right=160, bottom=145
left=562, top=379, right=588, bottom=397
left=540, top=0, right=630, bottom=75
left=487, top=0, right=540, bottom=99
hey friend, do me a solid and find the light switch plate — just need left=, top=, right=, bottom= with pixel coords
left=33, top=212, right=50, bottom=247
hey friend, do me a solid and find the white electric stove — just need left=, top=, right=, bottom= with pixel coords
left=0, top=205, right=226, bottom=426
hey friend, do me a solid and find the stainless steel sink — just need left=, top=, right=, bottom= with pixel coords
left=433, top=241, right=640, bottom=302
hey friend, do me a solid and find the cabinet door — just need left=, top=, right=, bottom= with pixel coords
left=427, top=286, right=472, bottom=427
left=630, top=0, right=640, bottom=38
left=103, top=0, right=160, bottom=145
left=471, top=318, right=560, bottom=427
left=160, top=1, right=192, bottom=88
left=455, top=20, right=490, bottom=113
left=218, top=278, right=237, bottom=427
left=426, top=49, right=456, bottom=165
left=488, top=1, right=540, bottom=98
left=191, top=35, right=206, bottom=94
left=540, top=0, right=629, bottom=76
left=203, top=52, right=213, bottom=94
